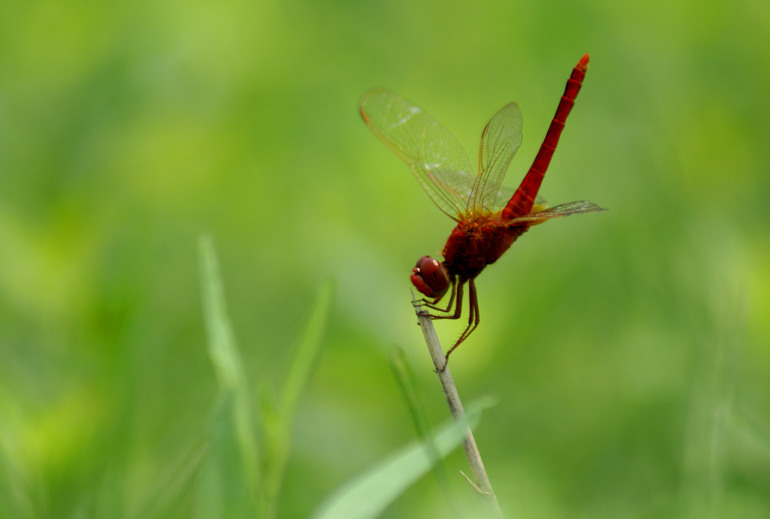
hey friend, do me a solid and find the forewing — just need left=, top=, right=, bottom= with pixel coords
left=359, top=88, right=476, bottom=220
left=506, top=200, right=606, bottom=224
left=470, top=103, right=523, bottom=215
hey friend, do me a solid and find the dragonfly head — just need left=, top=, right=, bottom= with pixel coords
left=411, top=255, right=450, bottom=299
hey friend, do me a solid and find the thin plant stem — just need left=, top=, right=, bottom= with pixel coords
left=412, top=294, right=503, bottom=518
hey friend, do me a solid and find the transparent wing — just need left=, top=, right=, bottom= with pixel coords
left=506, top=200, right=606, bottom=225
left=359, top=88, right=476, bottom=220
left=470, top=103, right=523, bottom=216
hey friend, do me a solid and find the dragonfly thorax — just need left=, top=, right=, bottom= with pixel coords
left=442, top=219, right=530, bottom=280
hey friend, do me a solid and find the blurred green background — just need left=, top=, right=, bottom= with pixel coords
left=1, top=0, right=769, bottom=517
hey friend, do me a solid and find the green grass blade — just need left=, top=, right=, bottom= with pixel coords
left=389, top=347, right=453, bottom=494
left=389, top=347, right=432, bottom=442
left=262, top=279, right=334, bottom=518
left=279, top=278, right=334, bottom=418
left=199, top=234, right=244, bottom=391
left=310, top=396, right=496, bottom=519
left=128, top=439, right=209, bottom=519
left=198, top=234, right=259, bottom=501
left=729, top=408, right=770, bottom=458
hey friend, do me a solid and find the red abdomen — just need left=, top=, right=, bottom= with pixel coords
left=442, top=219, right=529, bottom=279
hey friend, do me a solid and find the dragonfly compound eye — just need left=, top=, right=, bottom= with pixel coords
left=410, top=256, right=450, bottom=298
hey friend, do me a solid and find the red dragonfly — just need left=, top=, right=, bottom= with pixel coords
left=359, top=54, right=604, bottom=367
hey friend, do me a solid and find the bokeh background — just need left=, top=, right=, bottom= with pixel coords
left=1, top=0, right=769, bottom=517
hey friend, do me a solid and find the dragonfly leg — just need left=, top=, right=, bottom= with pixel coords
left=420, top=276, right=457, bottom=315
left=440, top=278, right=480, bottom=371
left=427, top=277, right=465, bottom=321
